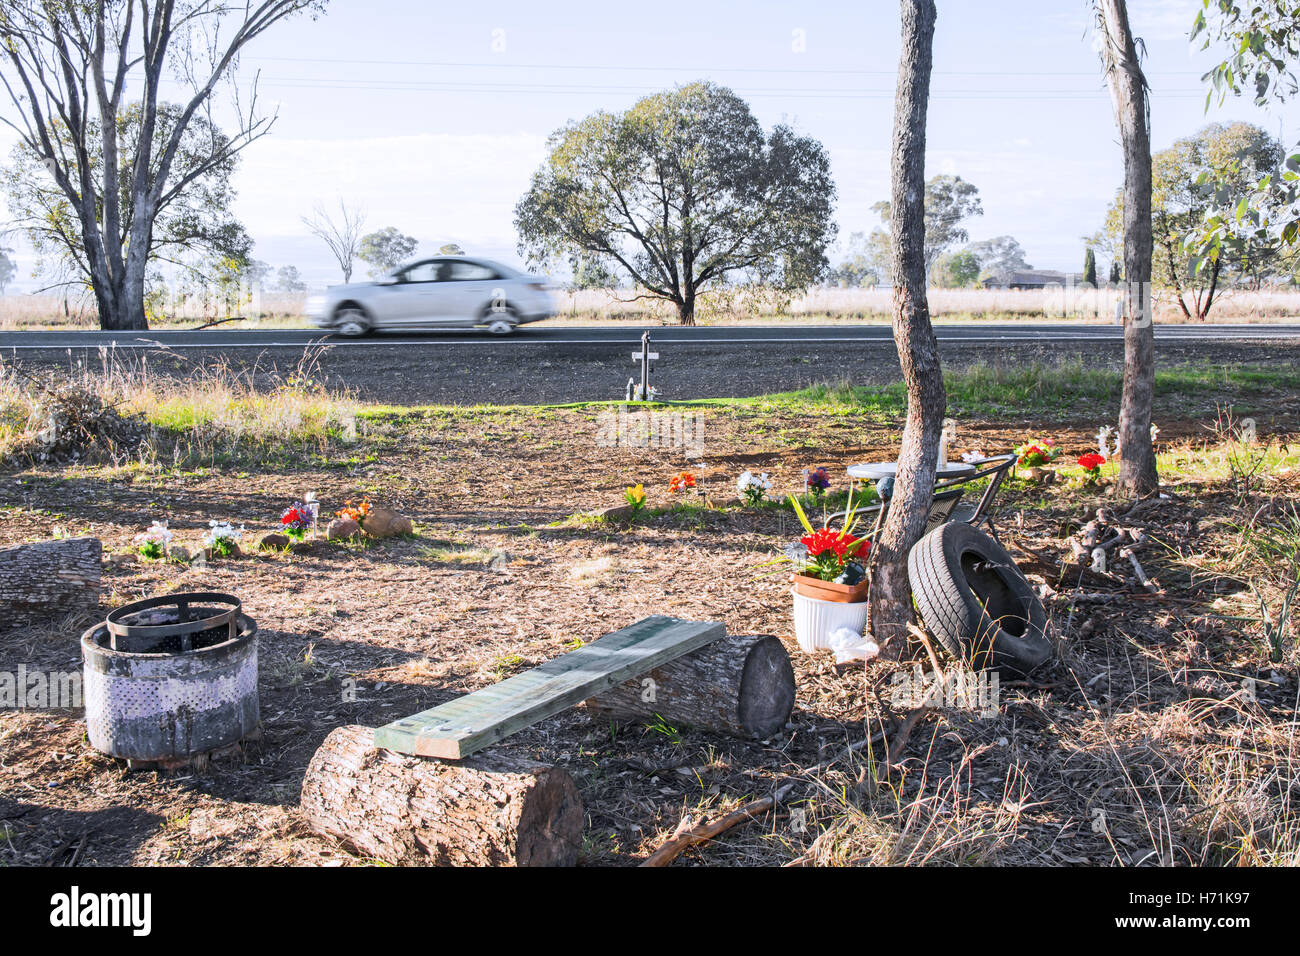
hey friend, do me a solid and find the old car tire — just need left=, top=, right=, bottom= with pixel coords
left=907, top=522, right=1052, bottom=675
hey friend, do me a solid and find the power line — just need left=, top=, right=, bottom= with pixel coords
left=242, top=54, right=1206, bottom=78
left=158, top=75, right=1212, bottom=100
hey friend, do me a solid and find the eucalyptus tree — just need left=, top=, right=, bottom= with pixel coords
left=1096, top=0, right=1159, bottom=497
left=867, top=0, right=944, bottom=652
left=1192, top=1, right=1300, bottom=254
left=0, top=0, right=324, bottom=330
left=516, top=82, right=836, bottom=325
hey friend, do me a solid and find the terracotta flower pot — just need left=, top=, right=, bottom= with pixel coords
left=792, top=573, right=869, bottom=604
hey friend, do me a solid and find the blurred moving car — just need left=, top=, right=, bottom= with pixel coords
left=305, top=256, right=557, bottom=336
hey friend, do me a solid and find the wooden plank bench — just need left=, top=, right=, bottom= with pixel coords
left=373, top=615, right=724, bottom=759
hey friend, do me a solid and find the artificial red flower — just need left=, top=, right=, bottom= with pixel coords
left=800, top=527, right=863, bottom=560
left=1077, top=453, right=1106, bottom=471
left=668, top=471, right=697, bottom=493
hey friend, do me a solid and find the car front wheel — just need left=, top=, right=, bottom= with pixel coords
left=334, top=307, right=371, bottom=337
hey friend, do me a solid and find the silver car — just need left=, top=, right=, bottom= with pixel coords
left=305, top=256, right=557, bottom=336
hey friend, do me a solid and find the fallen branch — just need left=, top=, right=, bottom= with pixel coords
left=884, top=705, right=933, bottom=768
left=1121, top=547, right=1159, bottom=593
left=639, top=781, right=797, bottom=867
left=640, top=720, right=901, bottom=867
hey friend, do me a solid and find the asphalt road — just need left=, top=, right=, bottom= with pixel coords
left=4, top=323, right=1298, bottom=404
left=2, top=322, right=1300, bottom=351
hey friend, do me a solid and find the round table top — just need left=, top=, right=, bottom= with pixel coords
left=846, top=461, right=977, bottom=480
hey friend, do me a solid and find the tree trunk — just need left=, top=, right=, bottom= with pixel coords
left=679, top=291, right=696, bottom=326
left=1099, top=0, right=1159, bottom=498
left=0, top=537, right=101, bottom=621
left=1199, top=256, right=1221, bottom=320
left=584, top=635, right=795, bottom=740
left=868, top=0, right=944, bottom=655
left=301, top=725, right=584, bottom=867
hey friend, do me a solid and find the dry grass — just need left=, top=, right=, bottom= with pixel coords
left=550, top=286, right=1300, bottom=324
left=6, top=285, right=1300, bottom=329
left=0, top=346, right=363, bottom=466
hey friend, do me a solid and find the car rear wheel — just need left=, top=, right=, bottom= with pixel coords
left=334, top=307, right=371, bottom=337
left=483, top=305, right=517, bottom=335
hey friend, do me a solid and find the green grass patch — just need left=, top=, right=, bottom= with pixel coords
left=753, top=360, right=1300, bottom=421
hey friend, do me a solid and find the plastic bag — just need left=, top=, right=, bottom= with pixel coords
left=827, top=627, right=880, bottom=665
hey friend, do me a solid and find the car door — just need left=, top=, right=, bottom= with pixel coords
left=384, top=260, right=464, bottom=328
left=368, top=260, right=440, bottom=329
left=440, top=260, right=502, bottom=326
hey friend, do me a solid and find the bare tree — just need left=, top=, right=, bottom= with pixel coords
left=0, top=1, right=324, bottom=330
left=867, top=0, right=946, bottom=654
left=1096, top=0, right=1159, bottom=497
left=303, top=201, right=366, bottom=284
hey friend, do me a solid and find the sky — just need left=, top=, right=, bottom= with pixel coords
left=2, top=0, right=1299, bottom=291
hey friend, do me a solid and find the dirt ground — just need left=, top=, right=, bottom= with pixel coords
left=1, top=398, right=1297, bottom=866
left=10, top=336, right=1300, bottom=405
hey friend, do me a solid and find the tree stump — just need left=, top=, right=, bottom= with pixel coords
left=584, top=635, right=795, bottom=739
left=301, top=725, right=583, bottom=867
left=0, top=537, right=101, bottom=621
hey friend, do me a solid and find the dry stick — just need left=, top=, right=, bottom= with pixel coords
left=641, top=718, right=903, bottom=867
left=908, top=623, right=948, bottom=696
left=1122, top=548, right=1159, bottom=592
left=639, top=782, right=798, bottom=868
left=884, top=705, right=933, bottom=768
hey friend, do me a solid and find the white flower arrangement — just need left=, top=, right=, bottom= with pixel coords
left=133, top=520, right=172, bottom=559
left=203, top=520, right=244, bottom=557
left=736, top=470, right=773, bottom=506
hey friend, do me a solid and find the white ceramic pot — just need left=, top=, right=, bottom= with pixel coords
left=792, top=587, right=869, bottom=654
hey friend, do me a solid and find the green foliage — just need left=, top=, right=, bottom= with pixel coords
left=932, top=249, right=981, bottom=288
left=1108, top=259, right=1122, bottom=284
left=871, top=175, right=984, bottom=276
left=359, top=227, right=418, bottom=277
left=1, top=102, right=251, bottom=289
left=276, top=265, right=306, bottom=293
left=1082, top=246, right=1097, bottom=286
left=828, top=231, right=886, bottom=287
left=1101, top=122, right=1294, bottom=316
left=514, top=82, right=837, bottom=324
left=0, top=246, right=14, bottom=293
left=1192, top=1, right=1300, bottom=253
left=570, top=254, right=619, bottom=290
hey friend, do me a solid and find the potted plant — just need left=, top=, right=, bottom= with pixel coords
left=782, top=494, right=872, bottom=653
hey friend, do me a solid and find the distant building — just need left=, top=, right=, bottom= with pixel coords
left=982, top=270, right=1086, bottom=289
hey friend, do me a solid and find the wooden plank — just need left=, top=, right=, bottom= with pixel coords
left=374, top=615, right=724, bottom=759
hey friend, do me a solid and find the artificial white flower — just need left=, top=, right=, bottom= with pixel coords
left=736, top=470, right=773, bottom=494
left=203, top=520, right=244, bottom=547
left=1097, top=424, right=1115, bottom=458
left=134, top=520, right=172, bottom=547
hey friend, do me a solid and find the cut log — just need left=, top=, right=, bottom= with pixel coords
left=301, top=725, right=583, bottom=867
left=584, top=634, right=795, bottom=740
left=0, top=537, right=101, bottom=621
